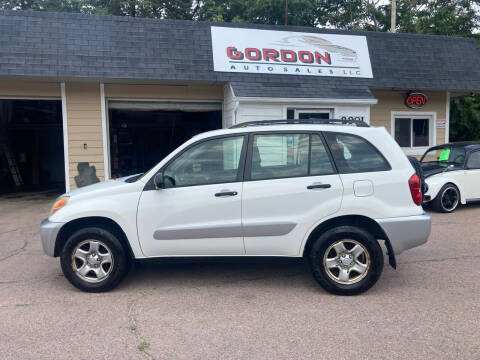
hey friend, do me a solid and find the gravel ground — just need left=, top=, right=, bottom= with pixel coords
left=0, top=192, right=479, bottom=359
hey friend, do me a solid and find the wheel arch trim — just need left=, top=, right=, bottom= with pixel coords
left=301, top=215, right=397, bottom=269
left=54, top=216, right=136, bottom=260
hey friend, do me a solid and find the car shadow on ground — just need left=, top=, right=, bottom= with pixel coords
left=118, top=259, right=318, bottom=291
left=0, top=189, right=61, bottom=200
left=457, top=202, right=480, bottom=212
left=424, top=201, right=480, bottom=215
left=113, top=255, right=397, bottom=295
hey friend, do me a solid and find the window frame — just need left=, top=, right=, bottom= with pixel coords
left=294, top=108, right=333, bottom=120
left=244, top=131, right=338, bottom=182
left=145, top=133, right=249, bottom=190
left=323, top=131, right=392, bottom=174
left=390, top=111, right=436, bottom=155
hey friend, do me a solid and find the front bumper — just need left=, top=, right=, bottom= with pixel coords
left=376, top=214, right=431, bottom=255
left=40, top=218, right=64, bottom=257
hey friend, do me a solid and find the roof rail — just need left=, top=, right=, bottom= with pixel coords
left=229, top=118, right=369, bottom=129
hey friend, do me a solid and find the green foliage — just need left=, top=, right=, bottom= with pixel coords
left=450, top=96, right=480, bottom=142
left=195, top=0, right=317, bottom=26
left=0, top=0, right=95, bottom=13
left=316, top=0, right=480, bottom=35
left=2, top=0, right=478, bottom=33
left=317, top=0, right=388, bottom=31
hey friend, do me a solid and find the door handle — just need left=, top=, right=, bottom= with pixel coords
left=307, top=183, right=331, bottom=190
left=215, top=191, right=238, bottom=197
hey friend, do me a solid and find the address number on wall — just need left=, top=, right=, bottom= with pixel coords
left=341, top=116, right=365, bottom=121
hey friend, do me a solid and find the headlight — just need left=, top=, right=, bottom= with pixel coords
left=50, top=196, right=69, bottom=216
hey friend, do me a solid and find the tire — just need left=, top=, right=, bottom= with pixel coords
left=432, top=183, right=460, bottom=213
left=60, top=227, right=130, bottom=292
left=309, top=226, right=384, bottom=296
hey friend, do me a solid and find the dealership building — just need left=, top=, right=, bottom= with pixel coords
left=1, top=10, right=480, bottom=193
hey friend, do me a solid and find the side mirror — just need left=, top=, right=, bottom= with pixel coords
left=154, top=173, right=164, bottom=190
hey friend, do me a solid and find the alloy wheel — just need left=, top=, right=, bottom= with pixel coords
left=323, top=239, right=371, bottom=285
left=71, top=240, right=114, bottom=283
left=441, top=187, right=459, bottom=212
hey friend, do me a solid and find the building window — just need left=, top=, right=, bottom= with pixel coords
left=393, top=115, right=433, bottom=149
left=294, top=109, right=331, bottom=120
left=286, top=108, right=332, bottom=120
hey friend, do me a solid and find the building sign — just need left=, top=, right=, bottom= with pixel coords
left=405, top=92, right=428, bottom=109
left=211, top=27, right=373, bottom=78
left=436, top=119, right=446, bottom=129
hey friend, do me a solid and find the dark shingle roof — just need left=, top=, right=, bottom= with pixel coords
left=1, top=10, right=480, bottom=98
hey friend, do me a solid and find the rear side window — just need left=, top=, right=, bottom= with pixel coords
left=324, top=132, right=390, bottom=173
left=467, top=151, right=480, bottom=169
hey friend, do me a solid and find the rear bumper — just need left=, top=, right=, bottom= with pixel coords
left=376, top=214, right=431, bottom=255
left=40, top=218, right=64, bottom=257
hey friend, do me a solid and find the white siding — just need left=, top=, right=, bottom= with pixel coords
left=235, top=101, right=371, bottom=125
left=333, top=105, right=370, bottom=123
left=237, top=103, right=284, bottom=123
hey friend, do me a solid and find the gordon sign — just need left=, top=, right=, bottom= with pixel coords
left=211, top=27, right=373, bottom=78
left=405, top=92, right=428, bottom=109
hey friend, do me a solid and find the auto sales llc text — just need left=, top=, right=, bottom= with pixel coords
left=228, top=63, right=362, bottom=77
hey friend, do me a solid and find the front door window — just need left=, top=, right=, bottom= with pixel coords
left=163, top=136, right=244, bottom=188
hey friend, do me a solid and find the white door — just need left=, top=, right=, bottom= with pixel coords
left=137, top=135, right=246, bottom=257
left=465, top=150, right=480, bottom=200
left=242, top=132, right=343, bottom=256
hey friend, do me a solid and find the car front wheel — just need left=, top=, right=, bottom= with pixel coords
left=60, top=227, right=130, bottom=292
left=309, top=226, right=384, bottom=295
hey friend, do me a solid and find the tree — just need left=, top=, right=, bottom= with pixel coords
left=195, top=0, right=318, bottom=26
left=0, top=0, right=93, bottom=13
left=450, top=96, right=480, bottom=142
left=316, top=0, right=387, bottom=31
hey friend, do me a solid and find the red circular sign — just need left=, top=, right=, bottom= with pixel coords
left=405, top=92, right=428, bottom=109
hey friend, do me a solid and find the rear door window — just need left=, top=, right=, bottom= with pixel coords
left=310, top=134, right=335, bottom=176
left=324, top=132, right=390, bottom=173
left=249, top=133, right=335, bottom=180
left=251, top=134, right=309, bottom=180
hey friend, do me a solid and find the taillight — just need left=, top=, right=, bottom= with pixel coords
left=408, top=174, right=422, bottom=206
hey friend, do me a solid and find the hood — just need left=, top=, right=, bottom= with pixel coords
left=421, top=164, right=463, bottom=178
left=67, top=174, right=142, bottom=197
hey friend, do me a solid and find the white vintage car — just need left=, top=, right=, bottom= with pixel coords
left=421, top=142, right=480, bottom=212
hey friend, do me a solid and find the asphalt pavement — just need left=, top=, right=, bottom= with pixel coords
left=0, top=192, right=479, bottom=359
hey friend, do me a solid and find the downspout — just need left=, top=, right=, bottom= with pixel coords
left=229, top=83, right=239, bottom=126
left=234, top=100, right=239, bottom=126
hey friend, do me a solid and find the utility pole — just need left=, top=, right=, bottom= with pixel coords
left=285, top=0, right=288, bottom=25
left=390, top=0, right=397, bottom=33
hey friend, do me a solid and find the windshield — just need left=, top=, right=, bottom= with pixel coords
left=421, top=147, right=466, bottom=166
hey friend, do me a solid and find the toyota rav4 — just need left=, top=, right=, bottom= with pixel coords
left=41, top=120, right=431, bottom=295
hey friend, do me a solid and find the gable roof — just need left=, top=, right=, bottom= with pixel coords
left=1, top=10, right=480, bottom=99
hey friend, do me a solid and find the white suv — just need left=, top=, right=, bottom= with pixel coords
left=41, top=120, right=431, bottom=295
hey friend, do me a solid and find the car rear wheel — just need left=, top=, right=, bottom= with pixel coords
left=433, top=184, right=460, bottom=213
left=60, top=227, right=130, bottom=292
left=309, top=226, right=384, bottom=295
